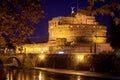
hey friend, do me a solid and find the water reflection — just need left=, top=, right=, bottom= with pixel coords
left=39, top=71, right=46, bottom=80
left=77, top=76, right=81, bottom=80
left=5, top=68, right=115, bottom=80
left=39, top=72, right=42, bottom=80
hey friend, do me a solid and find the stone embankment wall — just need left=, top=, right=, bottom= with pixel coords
left=37, top=53, right=120, bottom=74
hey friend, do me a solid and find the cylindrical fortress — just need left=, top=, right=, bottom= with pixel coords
left=49, top=13, right=106, bottom=43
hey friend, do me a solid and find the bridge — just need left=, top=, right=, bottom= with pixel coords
left=0, top=53, right=41, bottom=68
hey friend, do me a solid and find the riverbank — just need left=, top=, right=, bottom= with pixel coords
left=6, top=65, right=120, bottom=80
left=34, top=67, right=120, bottom=80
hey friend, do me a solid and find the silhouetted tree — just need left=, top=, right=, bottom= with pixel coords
left=80, top=0, right=120, bottom=51
left=0, top=0, right=44, bottom=48
left=108, top=20, right=120, bottom=50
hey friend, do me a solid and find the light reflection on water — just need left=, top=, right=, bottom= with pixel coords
left=39, top=71, right=42, bottom=80
left=5, top=68, right=113, bottom=80
left=77, top=76, right=81, bottom=80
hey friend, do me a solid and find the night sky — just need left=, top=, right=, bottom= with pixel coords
left=30, top=0, right=110, bottom=43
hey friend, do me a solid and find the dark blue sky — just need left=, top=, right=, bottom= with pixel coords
left=30, top=0, right=78, bottom=42
left=30, top=0, right=110, bottom=42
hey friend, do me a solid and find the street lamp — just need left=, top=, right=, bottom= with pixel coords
left=39, top=54, right=45, bottom=60
left=77, top=54, right=85, bottom=62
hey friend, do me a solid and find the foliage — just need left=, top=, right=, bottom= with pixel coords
left=80, top=0, right=120, bottom=49
left=78, top=0, right=120, bottom=22
left=0, top=0, right=44, bottom=47
left=108, top=20, right=120, bottom=49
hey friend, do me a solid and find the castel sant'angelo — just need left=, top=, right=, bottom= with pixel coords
left=49, top=13, right=106, bottom=43
left=16, top=11, right=113, bottom=54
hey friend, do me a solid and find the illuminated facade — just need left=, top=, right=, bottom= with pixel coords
left=16, top=12, right=113, bottom=54
left=16, top=43, right=49, bottom=54
left=48, top=13, right=106, bottom=43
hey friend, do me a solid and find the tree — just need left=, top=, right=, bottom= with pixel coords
left=108, top=20, right=120, bottom=50
left=79, top=0, right=120, bottom=50
left=0, top=0, right=44, bottom=48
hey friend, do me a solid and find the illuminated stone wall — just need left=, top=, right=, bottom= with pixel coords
left=38, top=54, right=115, bottom=72
left=16, top=43, right=49, bottom=54
left=16, top=12, right=111, bottom=54
left=49, top=13, right=107, bottom=43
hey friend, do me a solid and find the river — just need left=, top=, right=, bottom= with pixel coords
left=0, top=68, right=117, bottom=80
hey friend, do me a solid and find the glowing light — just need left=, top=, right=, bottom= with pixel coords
left=77, top=55, right=84, bottom=61
left=39, top=54, right=45, bottom=60
left=58, top=51, right=64, bottom=54
left=93, top=37, right=106, bottom=43
left=77, top=76, right=81, bottom=80
left=39, top=71, right=42, bottom=80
